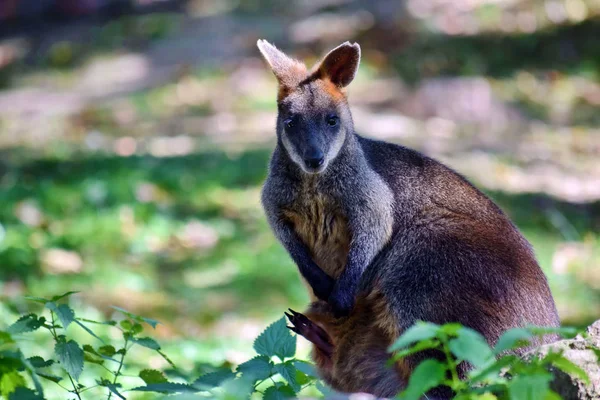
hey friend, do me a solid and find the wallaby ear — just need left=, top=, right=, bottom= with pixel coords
left=257, top=39, right=306, bottom=87
left=315, top=42, right=361, bottom=88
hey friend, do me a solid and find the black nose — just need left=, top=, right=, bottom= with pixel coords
left=304, top=153, right=324, bottom=169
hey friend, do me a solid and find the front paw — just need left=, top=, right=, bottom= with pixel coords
left=328, top=289, right=355, bottom=317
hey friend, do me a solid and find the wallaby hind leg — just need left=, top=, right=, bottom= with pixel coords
left=285, top=309, right=333, bottom=357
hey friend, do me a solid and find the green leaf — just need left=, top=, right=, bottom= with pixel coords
left=237, top=356, right=273, bottom=382
left=468, top=355, right=518, bottom=383
left=440, top=323, right=464, bottom=336
left=27, top=356, right=54, bottom=368
left=391, top=339, right=440, bottom=362
left=23, top=296, right=50, bottom=304
left=106, top=383, right=126, bottom=400
left=494, top=328, right=534, bottom=354
left=83, top=352, right=104, bottom=365
left=7, top=314, right=45, bottom=334
left=292, top=360, right=317, bottom=378
left=8, top=387, right=43, bottom=400
left=98, top=345, right=117, bottom=357
left=97, top=379, right=126, bottom=399
left=36, top=372, right=62, bottom=383
left=263, top=385, right=295, bottom=400
left=74, top=320, right=104, bottom=342
left=46, top=302, right=75, bottom=329
left=275, top=362, right=300, bottom=392
left=132, top=337, right=161, bottom=350
left=0, top=371, right=26, bottom=397
left=389, top=322, right=440, bottom=352
left=131, top=382, right=196, bottom=393
left=551, top=356, right=590, bottom=384
left=508, top=373, right=552, bottom=400
left=448, top=327, right=494, bottom=368
left=140, top=369, right=168, bottom=385
left=253, top=317, right=296, bottom=360
left=398, top=359, right=446, bottom=400
left=20, top=354, right=45, bottom=396
left=0, top=331, right=15, bottom=345
left=55, top=340, right=84, bottom=381
left=111, top=306, right=160, bottom=328
left=120, top=320, right=133, bottom=330
left=194, top=369, right=235, bottom=389
left=526, top=326, right=578, bottom=339
left=51, top=291, right=80, bottom=302
left=218, top=377, right=254, bottom=400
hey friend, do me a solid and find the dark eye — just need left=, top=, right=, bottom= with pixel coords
left=284, top=118, right=294, bottom=129
left=327, top=116, right=339, bottom=127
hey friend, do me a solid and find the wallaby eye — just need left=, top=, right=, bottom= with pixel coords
left=284, top=118, right=294, bottom=129
left=327, top=115, right=339, bottom=127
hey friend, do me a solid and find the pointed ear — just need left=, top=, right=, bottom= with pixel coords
left=257, top=39, right=306, bottom=87
left=315, top=42, right=361, bottom=88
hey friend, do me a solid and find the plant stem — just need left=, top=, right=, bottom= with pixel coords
left=442, top=341, right=460, bottom=389
left=107, top=337, right=128, bottom=400
left=50, top=311, right=83, bottom=400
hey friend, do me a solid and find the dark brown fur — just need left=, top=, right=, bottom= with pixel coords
left=258, top=40, right=560, bottom=398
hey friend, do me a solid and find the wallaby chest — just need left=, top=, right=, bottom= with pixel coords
left=281, top=179, right=350, bottom=279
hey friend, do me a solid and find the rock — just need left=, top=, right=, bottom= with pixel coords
left=532, top=320, right=600, bottom=399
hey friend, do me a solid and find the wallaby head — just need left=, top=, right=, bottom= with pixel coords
left=257, top=40, right=361, bottom=174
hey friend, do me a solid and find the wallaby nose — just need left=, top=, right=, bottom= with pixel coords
left=304, top=151, right=325, bottom=169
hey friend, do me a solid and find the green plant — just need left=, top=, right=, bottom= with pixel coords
left=0, top=293, right=320, bottom=399
left=389, top=322, right=592, bottom=400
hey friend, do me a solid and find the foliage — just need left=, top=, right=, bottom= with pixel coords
left=389, top=321, right=592, bottom=400
left=2, top=292, right=596, bottom=399
left=0, top=293, right=321, bottom=399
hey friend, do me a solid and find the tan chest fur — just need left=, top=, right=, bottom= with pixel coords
left=282, top=181, right=351, bottom=281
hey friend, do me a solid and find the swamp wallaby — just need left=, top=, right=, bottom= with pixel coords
left=258, top=39, right=560, bottom=398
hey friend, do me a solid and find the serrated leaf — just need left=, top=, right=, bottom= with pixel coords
left=398, top=359, right=446, bottom=400
left=389, top=322, right=440, bottom=352
left=0, top=371, right=26, bottom=397
left=131, top=382, right=196, bottom=393
left=8, top=387, right=43, bottom=400
left=194, top=369, right=235, bottom=389
left=253, top=317, right=296, bottom=360
left=448, top=327, right=494, bottom=369
left=263, top=385, right=295, bottom=400
left=237, top=356, right=273, bottom=382
left=46, top=302, right=75, bottom=329
left=551, top=356, right=590, bottom=384
left=7, top=314, right=44, bottom=334
left=133, top=337, right=161, bottom=350
left=275, top=362, right=300, bottom=392
left=55, top=340, right=84, bottom=381
left=140, top=369, right=168, bottom=385
left=27, top=356, right=54, bottom=368
left=51, top=291, right=80, bottom=302
left=508, top=373, right=552, bottom=400
left=494, top=328, right=534, bottom=354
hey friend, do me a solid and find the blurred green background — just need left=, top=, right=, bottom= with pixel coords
left=0, top=0, right=599, bottom=397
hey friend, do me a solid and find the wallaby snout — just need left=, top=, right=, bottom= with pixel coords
left=303, top=148, right=325, bottom=170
